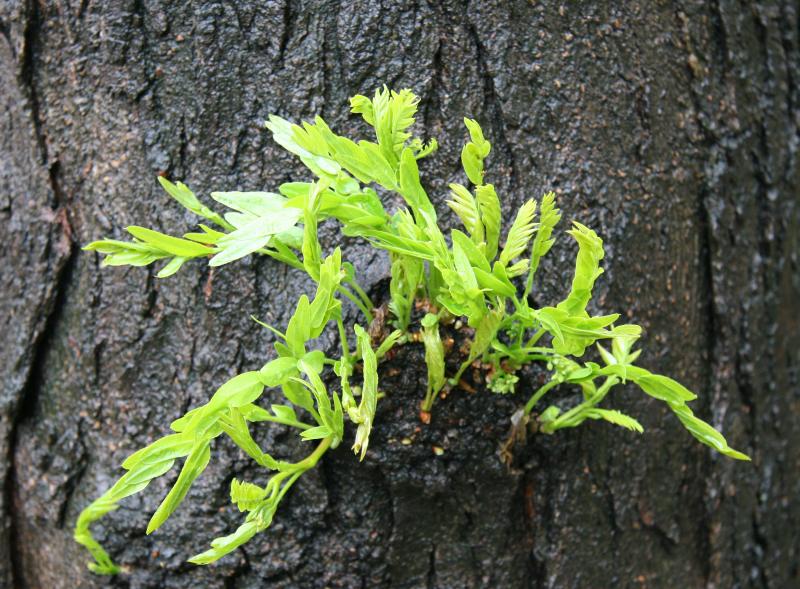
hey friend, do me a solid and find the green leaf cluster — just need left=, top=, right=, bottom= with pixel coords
left=77, top=87, right=749, bottom=575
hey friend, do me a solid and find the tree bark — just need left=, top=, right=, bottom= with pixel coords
left=1, top=1, right=798, bottom=587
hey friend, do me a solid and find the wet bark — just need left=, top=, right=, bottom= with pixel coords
left=1, top=1, right=798, bottom=587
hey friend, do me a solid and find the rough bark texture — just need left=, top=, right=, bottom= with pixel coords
left=1, top=1, right=798, bottom=588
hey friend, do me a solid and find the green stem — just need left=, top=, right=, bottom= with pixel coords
left=337, top=285, right=374, bottom=323
left=449, top=357, right=473, bottom=386
left=525, top=328, right=546, bottom=349
left=422, top=389, right=437, bottom=412
left=346, top=277, right=375, bottom=315
left=296, top=435, right=333, bottom=470
left=524, top=379, right=559, bottom=415
left=257, top=248, right=304, bottom=270
left=336, top=318, right=351, bottom=363
left=546, top=376, right=620, bottom=431
left=254, top=415, right=314, bottom=430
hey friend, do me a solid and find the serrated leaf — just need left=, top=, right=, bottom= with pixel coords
left=525, top=191, right=561, bottom=295
left=585, top=409, right=644, bottom=432
left=499, top=199, right=537, bottom=266
left=447, top=184, right=483, bottom=242
left=230, top=479, right=268, bottom=512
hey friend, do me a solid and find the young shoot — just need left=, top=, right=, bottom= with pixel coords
left=76, top=86, right=749, bottom=576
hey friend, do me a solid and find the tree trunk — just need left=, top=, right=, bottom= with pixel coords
left=1, top=1, right=797, bottom=587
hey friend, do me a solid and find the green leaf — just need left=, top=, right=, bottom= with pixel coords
left=157, top=177, right=230, bottom=229
left=499, top=199, right=537, bottom=266
left=285, top=295, right=312, bottom=357
left=147, top=439, right=211, bottom=533
left=259, top=357, right=299, bottom=387
left=476, top=184, right=501, bottom=260
left=300, top=425, right=333, bottom=440
left=376, top=329, right=404, bottom=359
left=271, top=404, right=298, bottom=422
left=398, top=147, right=436, bottom=225
left=230, top=479, right=268, bottom=512
left=211, top=191, right=288, bottom=218
left=188, top=521, right=260, bottom=565
left=219, top=408, right=279, bottom=469
left=121, top=434, right=194, bottom=470
left=126, top=226, right=213, bottom=258
left=352, top=324, right=379, bottom=460
left=451, top=230, right=490, bottom=273
left=302, top=183, right=323, bottom=281
left=421, top=313, right=446, bottom=409
left=447, top=184, right=483, bottom=243
left=537, top=307, right=638, bottom=356
left=467, top=305, right=504, bottom=365
left=156, top=256, right=189, bottom=278
left=209, top=207, right=302, bottom=267
left=584, top=409, right=644, bottom=433
left=526, top=191, right=561, bottom=294
left=616, top=368, right=697, bottom=404
left=556, top=221, right=604, bottom=317
left=207, top=372, right=266, bottom=412
left=461, top=118, right=491, bottom=186
left=354, top=86, right=420, bottom=166
left=670, top=404, right=750, bottom=460
left=473, top=266, right=515, bottom=297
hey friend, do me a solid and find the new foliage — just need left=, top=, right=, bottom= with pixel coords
left=76, top=87, right=749, bottom=575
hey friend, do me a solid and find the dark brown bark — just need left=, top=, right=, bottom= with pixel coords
left=1, top=1, right=798, bottom=587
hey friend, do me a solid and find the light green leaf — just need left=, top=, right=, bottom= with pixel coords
left=584, top=409, right=644, bottom=433
left=300, top=425, right=333, bottom=440
left=398, top=147, right=436, bottom=225
left=499, top=199, right=536, bottom=266
left=476, top=184, right=501, bottom=260
left=207, top=372, right=266, bottom=412
left=147, top=439, right=211, bottom=534
left=556, top=221, right=604, bottom=317
left=156, top=256, right=189, bottom=278
left=157, top=177, right=230, bottom=229
left=352, top=324, right=379, bottom=460
left=461, top=118, right=491, bottom=186
left=525, top=191, right=561, bottom=295
left=421, top=313, right=446, bottom=409
left=259, top=357, right=299, bottom=387
left=670, top=404, right=750, bottom=460
left=376, top=329, right=404, bottom=359
left=230, top=479, right=268, bottom=512
left=447, top=184, right=483, bottom=242
left=188, top=521, right=260, bottom=565
left=126, top=226, right=213, bottom=258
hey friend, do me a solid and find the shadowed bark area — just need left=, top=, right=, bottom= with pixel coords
left=0, top=1, right=797, bottom=587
